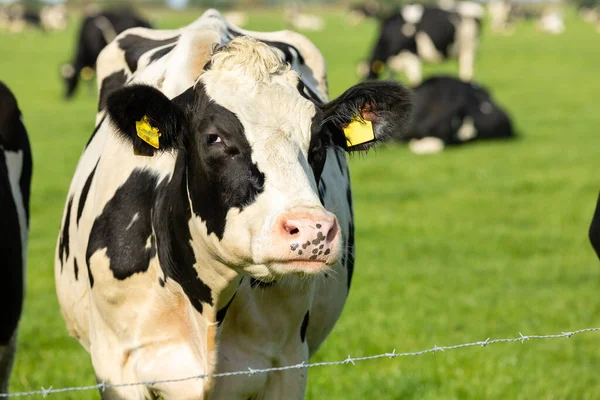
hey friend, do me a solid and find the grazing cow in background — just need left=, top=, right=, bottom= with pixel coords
left=590, top=193, right=600, bottom=261
left=0, top=81, right=32, bottom=394
left=360, top=2, right=483, bottom=85
left=61, top=8, right=151, bottom=99
left=0, top=3, right=65, bottom=33
left=0, top=4, right=42, bottom=33
left=55, top=9, right=411, bottom=400
left=398, top=76, right=514, bottom=154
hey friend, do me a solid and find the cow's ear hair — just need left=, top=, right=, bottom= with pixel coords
left=106, top=84, right=187, bottom=155
left=322, top=81, right=412, bottom=152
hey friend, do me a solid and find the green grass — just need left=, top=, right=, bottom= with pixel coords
left=1, top=6, right=600, bottom=399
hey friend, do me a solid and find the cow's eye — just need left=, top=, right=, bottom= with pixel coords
left=206, top=134, right=222, bottom=145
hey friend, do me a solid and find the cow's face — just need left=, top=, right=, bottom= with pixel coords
left=107, top=37, right=412, bottom=280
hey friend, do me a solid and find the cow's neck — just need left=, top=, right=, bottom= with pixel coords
left=152, top=153, right=241, bottom=379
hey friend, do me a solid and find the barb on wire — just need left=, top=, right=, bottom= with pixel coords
left=1, top=327, right=598, bottom=398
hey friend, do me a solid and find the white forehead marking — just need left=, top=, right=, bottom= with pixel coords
left=199, top=37, right=318, bottom=150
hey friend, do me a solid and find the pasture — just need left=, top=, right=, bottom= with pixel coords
left=1, top=6, right=599, bottom=399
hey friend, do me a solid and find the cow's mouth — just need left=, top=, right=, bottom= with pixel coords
left=266, top=259, right=334, bottom=276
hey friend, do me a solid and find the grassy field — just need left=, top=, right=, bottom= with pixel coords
left=1, top=6, right=600, bottom=399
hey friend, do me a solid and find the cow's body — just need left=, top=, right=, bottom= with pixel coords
left=55, top=9, right=411, bottom=399
left=0, top=82, right=32, bottom=394
left=363, top=3, right=483, bottom=85
left=399, top=76, right=514, bottom=154
left=62, top=9, right=151, bottom=99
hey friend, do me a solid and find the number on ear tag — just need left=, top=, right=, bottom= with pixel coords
left=136, top=115, right=161, bottom=149
left=343, top=118, right=375, bottom=148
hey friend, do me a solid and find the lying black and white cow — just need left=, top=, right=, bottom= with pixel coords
left=61, top=8, right=151, bottom=99
left=398, top=76, right=514, bottom=154
left=0, top=82, right=32, bottom=394
left=590, top=192, right=600, bottom=261
left=55, top=9, right=411, bottom=399
left=361, top=2, right=483, bottom=85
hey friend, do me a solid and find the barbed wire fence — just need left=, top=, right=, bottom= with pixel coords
left=1, top=326, right=599, bottom=398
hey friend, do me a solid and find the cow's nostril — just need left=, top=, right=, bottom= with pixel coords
left=326, top=222, right=338, bottom=243
left=284, top=221, right=300, bottom=236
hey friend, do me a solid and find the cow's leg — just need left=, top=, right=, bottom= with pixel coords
left=91, top=338, right=210, bottom=400
left=261, top=354, right=309, bottom=400
left=388, top=51, right=422, bottom=86
left=365, top=32, right=391, bottom=80
left=456, top=17, right=479, bottom=81
left=0, top=331, right=17, bottom=394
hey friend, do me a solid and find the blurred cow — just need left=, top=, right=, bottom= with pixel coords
left=347, top=2, right=381, bottom=26
left=0, top=81, right=32, bottom=394
left=590, top=192, right=600, bottom=261
left=0, top=4, right=42, bottom=33
left=284, top=4, right=325, bottom=31
left=223, top=11, right=249, bottom=27
left=577, top=0, right=599, bottom=26
left=488, top=0, right=515, bottom=35
left=61, top=8, right=151, bottom=99
left=398, top=76, right=514, bottom=154
left=40, top=4, right=68, bottom=32
left=360, top=2, right=484, bottom=85
left=537, top=10, right=565, bottom=35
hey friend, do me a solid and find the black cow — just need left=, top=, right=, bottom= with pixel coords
left=590, top=192, right=600, bottom=261
left=398, top=76, right=514, bottom=153
left=61, top=8, right=151, bottom=99
left=362, top=3, right=483, bottom=85
left=0, top=81, right=32, bottom=394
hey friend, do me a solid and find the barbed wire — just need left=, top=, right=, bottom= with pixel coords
left=1, top=326, right=599, bottom=398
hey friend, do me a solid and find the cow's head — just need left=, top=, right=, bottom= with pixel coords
left=106, top=36, right=411, bottom=280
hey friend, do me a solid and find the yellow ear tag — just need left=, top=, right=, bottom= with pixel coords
left=343, top=117, right=374, bottom=148
left=135, top=115, right=161, bottom=149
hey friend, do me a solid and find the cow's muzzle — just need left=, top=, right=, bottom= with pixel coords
left=258, top=208, right=342, bottom=275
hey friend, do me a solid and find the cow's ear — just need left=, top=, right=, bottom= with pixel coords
left=322, top=81, right=412, bottom=152
left=106, top=84, right=187, bottom=156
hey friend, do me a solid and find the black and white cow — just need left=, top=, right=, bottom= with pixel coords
left=0, top=82, right=32, bottom=394
left=55, top=9, right=412, bottom=399
left=61, top=8, right=151, bottom=99
left=590, top=192, right=600, bottom=261
left=0, top=4, right=66, bottom=33
left=398, top=76, right=514, bottom=154
left=361, top=2, right=483, bottom=85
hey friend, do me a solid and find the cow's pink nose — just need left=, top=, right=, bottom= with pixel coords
left=277, top=212, right=339, bottom=261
